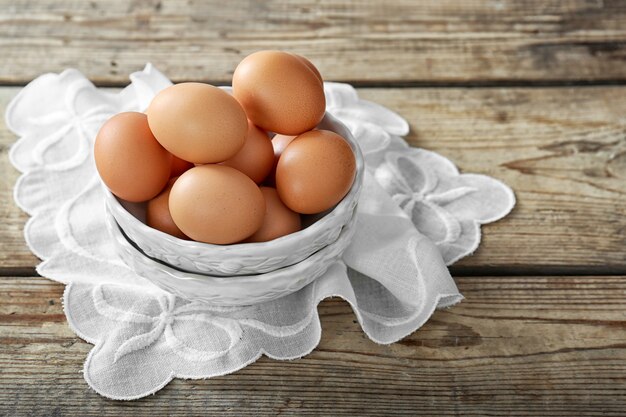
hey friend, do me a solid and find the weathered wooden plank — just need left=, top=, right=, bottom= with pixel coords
left=2, top=85, right=625, bottom=272
left=1, top=275, right=625, bottom=415
left=2, top=0, right=626, bottom=84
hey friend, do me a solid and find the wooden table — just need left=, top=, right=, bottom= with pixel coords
left=1, top=1, right=625, bottom=415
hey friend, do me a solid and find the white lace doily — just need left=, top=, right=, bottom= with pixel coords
left=7, top=64, right=514, bottom=400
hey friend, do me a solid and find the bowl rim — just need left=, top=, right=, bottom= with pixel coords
left=104, top=112, right=364, bottom=253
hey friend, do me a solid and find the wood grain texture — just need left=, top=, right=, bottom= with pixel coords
left=358, top=86, right=626, bottom=272
left=1, top=275, right=625, bottom=416
left=2, top=86, right=625, bottom=272
left=2, top=0, right=626, bottom=85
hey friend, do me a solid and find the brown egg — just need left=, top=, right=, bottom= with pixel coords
left=94, top=112, right=171, bottom=202
left=146, top=178, right=188, bottom=239
left=245, top=187, right=301, bottom=243
left=276, top=130, right=356, bottom=214
left=272, top=134, right=297, bottom=162
left=232, top=51, right=326, bottom=135
left=264, top=134, right=297, bottom=186
left=170, top=155, right=194, bottom=178
left=146, top=82, right=247, bottom=163
left=221, top=120, right=274, bottom=183
left=169, top=165, right=265, bottom=244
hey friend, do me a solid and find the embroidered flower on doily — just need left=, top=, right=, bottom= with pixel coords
left=92, top=285, right=244, bottom=363
left=374, top=149, right=515, bottom=264
left=9, top=71, right=130, bottom=174
left=71, top=280, right=320, bottom=364
left=66, top=278, right=320, bottom=399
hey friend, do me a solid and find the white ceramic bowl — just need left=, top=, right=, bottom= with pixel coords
left=105, top=201, right=358, bottom=305
left=104, top=113, right=364, bottom=276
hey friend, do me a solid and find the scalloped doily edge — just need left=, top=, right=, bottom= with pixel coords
left=63, top=281, right=463, bottom=400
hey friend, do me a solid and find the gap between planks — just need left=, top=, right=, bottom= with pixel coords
left=3, top=79, right=626, bottom=89
left=2, top=266, right=626, bottom=278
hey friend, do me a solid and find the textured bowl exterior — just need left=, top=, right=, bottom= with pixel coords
left=105, top=112, right=364, bottom=276
left=105, top=203, right=358, bottom=305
